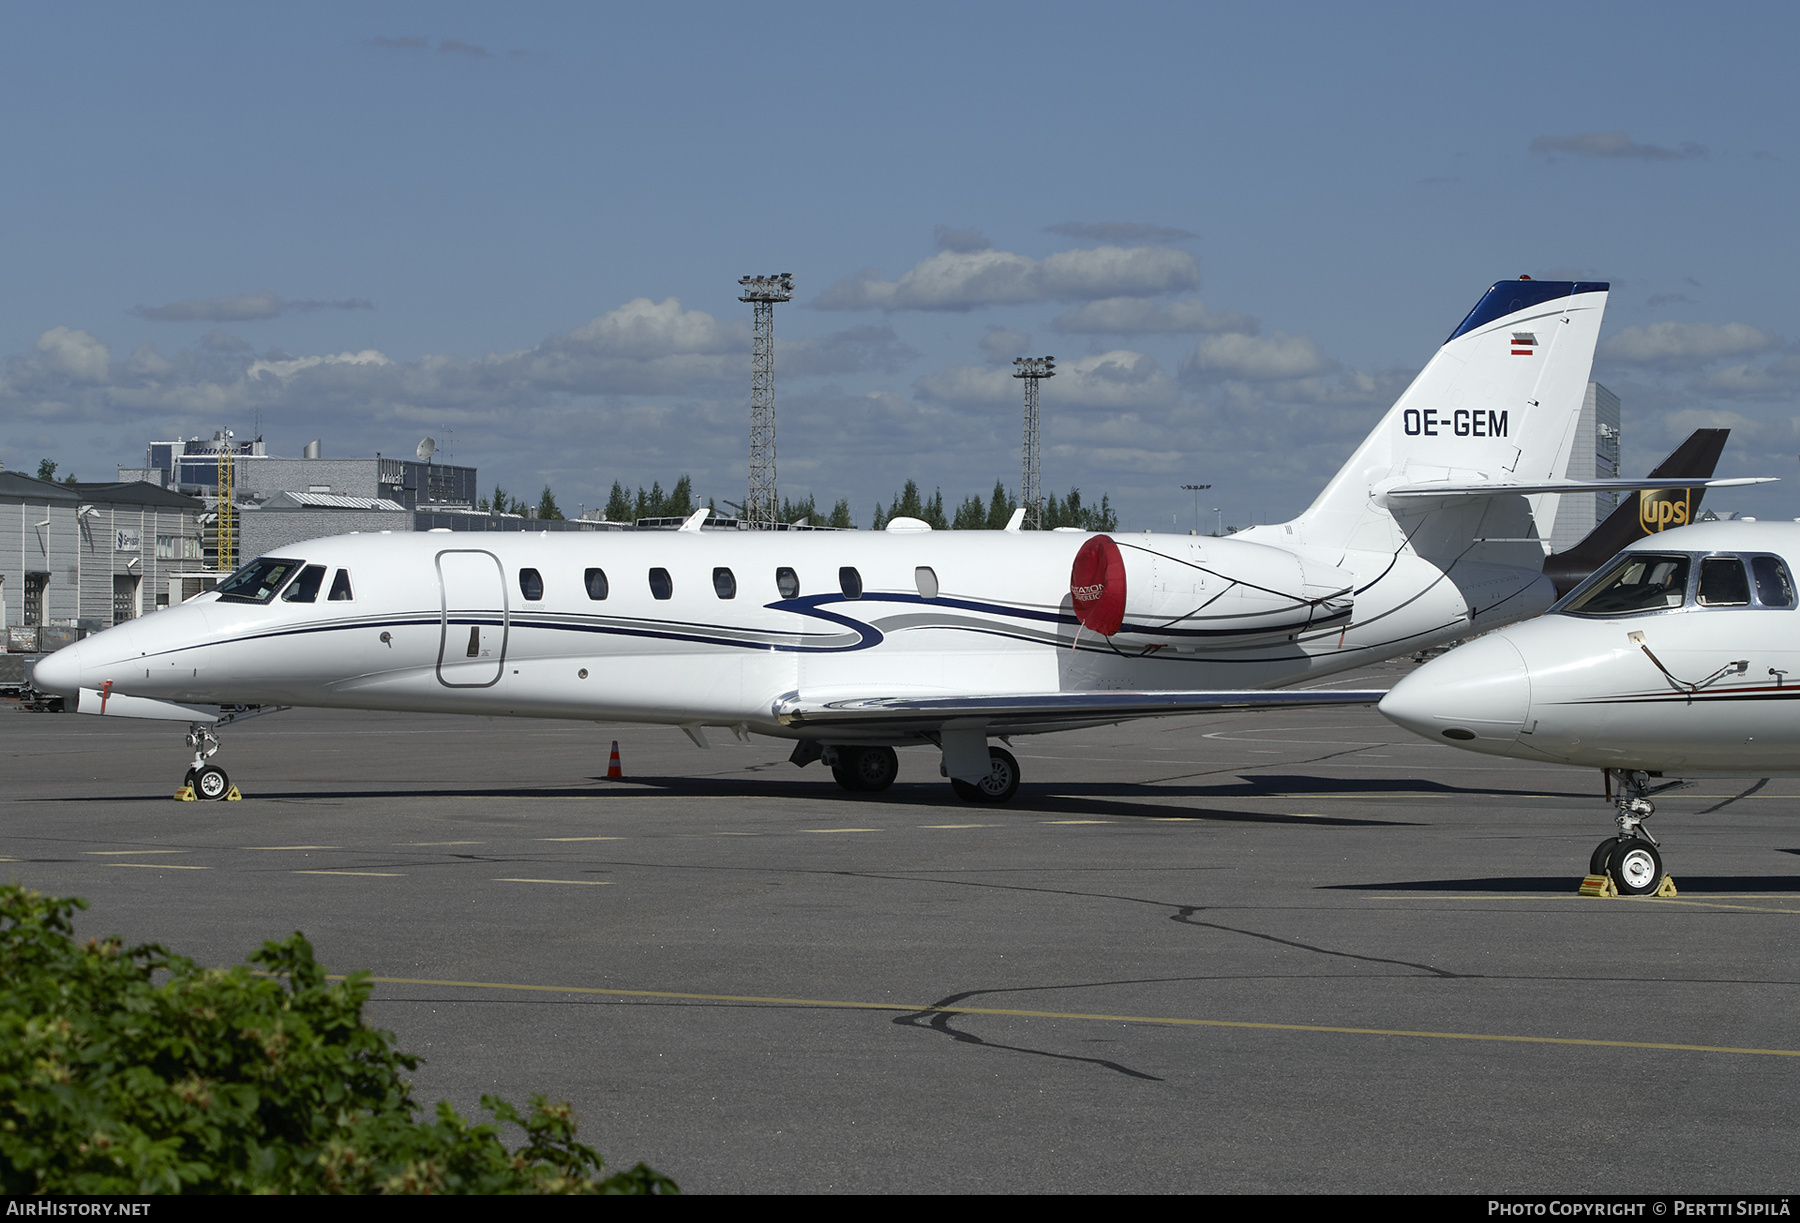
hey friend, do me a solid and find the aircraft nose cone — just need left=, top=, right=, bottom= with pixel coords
left=1379, top=634, right=1530, bottom=749
left=30, top=639, right=82, bottom=698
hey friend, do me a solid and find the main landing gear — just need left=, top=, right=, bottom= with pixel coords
left=828, top=745, right=900, bottom=793
left=182, top=723, right=232, bottom=800
left=804, top=741, right=1023, bottom=803
left=1591, top=769, right=1679, bottom=895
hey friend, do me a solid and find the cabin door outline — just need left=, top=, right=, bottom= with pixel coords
left=436, top=549, right=508, bottom=687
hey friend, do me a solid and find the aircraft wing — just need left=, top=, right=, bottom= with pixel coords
left=1381, top=476, right=1773, bottom=506
left=772, top=688, right=1386, bottom=733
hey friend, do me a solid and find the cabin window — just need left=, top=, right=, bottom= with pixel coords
left=215, top=557, right=304, bottom=605
left=649, top=568, right=673, bottom=600
left=1697, top=557, right=1750, bottom=607
left=584, top=568, right=609, bottom=600
left=281, top=565, right=326, bottom=603
left=914, top=566, right=939, bottom=600
left=838, top=566, right=863, bottom=599
left=1560, top=553, right=1689, bottom=617
left=328, top=569, right=354, bottom=602
left=519, top=568, right=544, bottom=601
left=713, top=567, right=737, bottom=599
left=1752, top=556, right=1796, bottom=608
left=776, top=567, right=800, bottom=599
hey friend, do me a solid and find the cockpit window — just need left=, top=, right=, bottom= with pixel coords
left=1752, top=556, right=1796, bottom=608
left=328, top=569, right=354, bottom=602
left=1559, top=553, right=1690, bottom=616
left=215, top=557, right=303, bottom=605
left=1697, top=557, right=1750, bottom=607
left=281, top=565, right=326, bottom=603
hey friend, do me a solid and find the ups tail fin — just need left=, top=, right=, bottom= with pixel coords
left=1543, top=428, right=1729, bottom=596
left=1274, top=279, right=1608, bottom=557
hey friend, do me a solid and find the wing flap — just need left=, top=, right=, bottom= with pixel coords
left=772, top=688, right=1386, bottom=732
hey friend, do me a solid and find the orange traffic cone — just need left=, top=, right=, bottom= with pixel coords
left=606, top=741, right=623, bottom=780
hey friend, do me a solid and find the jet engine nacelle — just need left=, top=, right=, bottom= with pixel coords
left=1072, top=534, right=1352, bottom=648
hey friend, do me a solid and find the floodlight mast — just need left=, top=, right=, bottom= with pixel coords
left=738, top=273, right=795, bottom=530
left=1012, top=356, right=1055, bottom=530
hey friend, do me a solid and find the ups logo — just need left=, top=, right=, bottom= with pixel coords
left=1639, top=488, right=1692, bottom=533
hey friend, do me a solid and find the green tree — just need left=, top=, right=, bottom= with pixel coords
left=535, top=485, right=564, bottom=520
left=36, top=459, right=57, bottom=482
left=489, top=484, right=512, bottom=515
left=0, top=887, right=674, bottom=1195
left=985, top=481, right=1018, bottom=530
left=951, top=494, right=988, bottom=531
left=779, top=494, right=818, bottom=526
left=827, top=499, right=854, bottom=530
left=604, top=481, right=632, bottom=522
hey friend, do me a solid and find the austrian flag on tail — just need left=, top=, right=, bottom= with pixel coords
left=1511, top=331, right=1537, bottom=356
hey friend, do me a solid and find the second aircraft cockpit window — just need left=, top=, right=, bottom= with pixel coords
left=281, top=565, right=327, bottom=603
left=1558, top=552, right=1800, bottom=618
left=216, top=557, right=303, bottom=605
left=328, top=569, right=354, bottom=602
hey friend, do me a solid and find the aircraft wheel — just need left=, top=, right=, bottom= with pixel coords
left=849, top=746, right=898, bottom=792
left=1607, top=838, right=1663, bottom=896
left=194, top=765, right=230, bottom=801
left=831, top=748, right=867, bottom=792
left=950, top=747, right=1020, bottom=804
left=183, top=767, right=197, bottom=790
left=1589, top=837, right=1622, bottom=876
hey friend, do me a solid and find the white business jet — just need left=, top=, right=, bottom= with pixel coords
left=1380, top=520, right=1795, bottom=893
left=34, top=277, right=1759, bottom=805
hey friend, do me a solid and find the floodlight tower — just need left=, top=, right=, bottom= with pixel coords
left=739, top=272, right=795, bottom=530
left=214, top=428, right=236, bottom=574
left=1013, top=356, right=1055, bottom=529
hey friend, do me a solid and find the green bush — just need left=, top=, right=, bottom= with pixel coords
left=0, top=886, right=675, bottom=1194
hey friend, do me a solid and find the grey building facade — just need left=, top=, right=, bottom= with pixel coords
left=1, top=472, right=207, bottom=633
left=1548, top=381, right=1623, bottom=553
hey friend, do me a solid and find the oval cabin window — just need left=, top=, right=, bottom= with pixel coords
left=776, top=567, right=800, bottom=599
left=584, top=568, right=609, bottom=600
left=914, top=567, right=939, bottom=600
left=519, top=568, right=544, bottom=601
left=713, top=567, right=737, bottom=599
left=649, top=568, right=673, bottom=600
left=838, top=567, right=862, bottom=599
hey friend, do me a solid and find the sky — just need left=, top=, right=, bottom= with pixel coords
left=3, top=1, right=1797, bottom=530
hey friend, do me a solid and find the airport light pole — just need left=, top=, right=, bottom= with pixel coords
left=739, top=273, right=795, bottom=531
left=1013, top=356, right=1055, bottom=530
left=1181, top=483, right=1210, bottom=535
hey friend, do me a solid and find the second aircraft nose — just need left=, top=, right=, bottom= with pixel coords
left=1379, top=633, right=1531, bottom=750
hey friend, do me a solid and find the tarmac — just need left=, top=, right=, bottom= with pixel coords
left=5, top=659, right=1798, bottom=1193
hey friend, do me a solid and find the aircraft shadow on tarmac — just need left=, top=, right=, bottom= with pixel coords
left=1327, top=876, right=1800, bottom=893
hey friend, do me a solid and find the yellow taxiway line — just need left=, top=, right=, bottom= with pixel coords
left=347, top=975, right=1800, bottom=1059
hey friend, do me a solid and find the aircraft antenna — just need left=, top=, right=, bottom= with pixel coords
left=1013, top=356, right=1056, bottom=530
left=739, top=272, right=795, bottom=531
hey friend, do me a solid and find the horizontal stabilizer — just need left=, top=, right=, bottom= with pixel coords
left=773, top=688, right=1385, bottom=733
left=1381, top=476, right=1774, bottom=508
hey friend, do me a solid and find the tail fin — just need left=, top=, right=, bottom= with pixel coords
left=1542, top=428, right=1729, bottom=596
left=1280, top=279, right=1609, bottom=557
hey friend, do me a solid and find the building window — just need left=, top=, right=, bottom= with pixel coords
left=649, top=568, right=673, bottom=600
left=519, top=568, right=544, bottom=601
left=776, top=567, right=800, bottom=599
left=839, top=567, right=862, bottom=599
left=584, top=568, right=609, bottom=600
left=713, top=567, right=736, bottom=599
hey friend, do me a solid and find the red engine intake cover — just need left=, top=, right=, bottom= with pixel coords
left=1070, top=534, right=1126, bottom=636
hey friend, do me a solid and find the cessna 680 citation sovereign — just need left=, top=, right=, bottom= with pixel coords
left=32, top=278, right=1766, bottom=804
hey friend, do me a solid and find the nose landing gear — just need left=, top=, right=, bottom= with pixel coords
left=1590, top=770, right=1680, bottom=896
left=178, top=723, right=234, bottom=801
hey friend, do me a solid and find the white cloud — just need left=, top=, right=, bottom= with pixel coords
left=1051, top=297, right=1258, bottom=335
left=133, top=291, right=374, bottom=322
left=934, top=225, right=991, bottom=253
left=1182, top=331, right=1335, bottom=381
left=978, top=327, right=1031, bottom=365
left=248, top=350, right=394, bottom=380
left=1598, top=321, right=1783, bottom=368
left=1697, top=354, right=1800, bottom=399
left=812, top=245, right=1199, bottom=312
left=35, top=327, right=110, bottom=382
